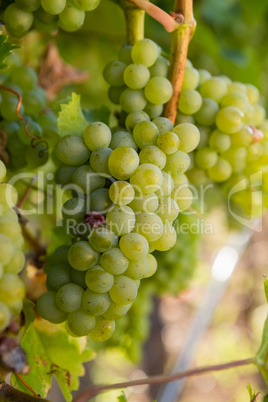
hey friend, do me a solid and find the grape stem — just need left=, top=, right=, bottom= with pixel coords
left=251, top=393, right=261, bottom=401
left=74, top=357, right=254, bottom=401
left=122, top=0, right=145, bottom=45
left=164, top=0, right=196, bottom=124
left=0, top=382, right=50, bottom=401
left=127, top=0, right=183, bottom=32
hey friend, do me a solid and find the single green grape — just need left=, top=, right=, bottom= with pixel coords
left=37, top=291, right=68, bottom=324
left=100, top=248, right=129, bottom=275
left=56, top=283, right=84, bottom=313
left=88, top=316, right=115, bottom=341
left=82, top=288, right=110, bottom=316
left=68, top=241, right=99, bottom=271
left=85, top=265, right=114, bottom=293
left=109, top=275, right=138, bottom=305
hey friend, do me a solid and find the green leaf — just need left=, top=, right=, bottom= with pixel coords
left=0, top=34, right=18, bottom=70
left=11, top=320, right=95, bottom=400
left=117, top=392, right=128, bottom=402
left=264, top=276, right=268, bottom=302
left=57, top=93, right=88, bottom=137
left=256, top=315, right=268, bottom=385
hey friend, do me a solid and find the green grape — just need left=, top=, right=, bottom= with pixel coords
left=0, top=217, right=21, bottom=241
left=216, top=106, right=244, bottom=134
left=172, top=123, right=200, bottom=153
left=125, top=111, right=150, bottom=133
left=89, top=188, right=113, bottom=213
left=46, top=246, right=70, bottom=268
left=56, top=283, right=84, bottom=312
left=207, top=158, right=232, bottom=182
left=103, top=61, right=126, bottom=86
left=152, top=117, right=173, bottom=134
left=149, top=56, right=169, bottom=77
left=102, top=301, right=132, bottom=320
left=0, top=82, right=23, bottom=100
left=70, top=268, right=87, bottom=289
left=23, top=89, right=46, bottom=115
left=139, top=145, right=166, bottom=169
left=195, top=147, right=218, bottom=169
left=129, top=191, right=159, bottom=213
left=55, top=165, right=77, bottom=185
left=171, top=186, right=193, bottom=211
left=198, top=69, right=211, bottom=85
left=109, top=275, right=137, bottom=305
left=46, top=264, right=71, bottom=292
left=90, top=147, right=112, bottom=176
left=124, top=257, right=150, bottom=280
left=155, top=171, right=174, bottom=197
left=82, top=289, right=110, bottom=316
left=61, top=197, right=86, bottom=223
left=110, top=130, right=138, bottom=150
left=68, top=241, right=99, bottom=271
left=247, top=143, right=263, bottom=161
left=199, top=77, right=228, bottom=102
left=196, top=126, right=210, bottom=148
left=120, top=88, right=147, bottom=113
left=133, top=121, right=159, bottom=149
left=88, top=316, right=115, bottom=341
left=88, top=227, right=118, bottom=253
left=34, top=8, right=58, bottom=32
left=41, top=0, right=66, bottom=15
left=176, top=112, right=195, bottom=124
left=73, top=0, right=100, bottom=11
left=130, top=163, right=163, bottom=194
left=0, top=273, right=25, bottom=311
left=163, top=150, right=190, bottom=176
left=156, top=131, right=180, bottom=155
left=150, top=222, right=177, bottom=251
left=109, top=181, right=135, bottom=206
left=0, top=161, right=6, bottom=183
left=0, top=183, right=18, bottom=211
left=131, top=39, right=158, bottom=67
left=15, top=0, right=41, bottom=12
left=18, top=120, right=42, bottom=145
left=246, top=84, right=260, bottom=105
left=178, top=89, right=202, bottom=115
left=119, top=233, right=149, bottom=260
left=67, top=308, right=95, bottom=336
left=108, top=146, right=139, bottom=180
left=228, top=82, right=247, bottom=94
left=144, top=77, right=173, bottom=105
left=0, top=234, right=14, bottom=265
left=55, top=135, right=90, bottom=166
left=85, top=265, right=114, bottom=293
left=221, top=91, right=249, bottom=113
left=187, top=167, right=208, bottom=185
left=118, top=44, right=133, bottom=64
left=4, top=4, right=33, bottom=37
left=231, top=125, right=253, bottom=147
left=25, top=143, right=49, bottom=167
left=72, top=165, right=106, bottom=194
left=10, top=65, right=38, bottom=91
left=209, top=129, right=231, bottom=152
left=100, top=248, right=129, bottom=275
left=0, top=301, right=11, bottom=332
left=222, top=147, right=247, bottom=172
left=182, top=67, right=200, bottom=90
left=144, top=253, right=157, bottom=278
left=194, top=98, right=219, bottom=126
left=58, top=4, right=85, bottom=32
left=253, top=104, right=266, bottom=127
left=143, top=102, right=164, bottom=119
left=108, top=85, right=126, bottom=105
left=37, top=291, right=68, bottom=324
left=0, top=97, right=24, bottom=121
left=106, top=206, right=135, bottom=236
left=83, top=122, right=111, bottom=151
left=156, top=196, right=179, bottom=223
left=133, top=212, right=163, bottom=242
left=123, top=64, right=150, bottom=89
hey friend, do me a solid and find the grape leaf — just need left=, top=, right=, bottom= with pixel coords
left=11, top=319, right=95, bottom=400
left=57, top=93, right=88, bottom=137
left=117, top=392, right=128, bottom=401
left=0, top=34, right=17, bottom=70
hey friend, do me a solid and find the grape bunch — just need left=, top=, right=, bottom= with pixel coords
left=0, top=160, right=25, bottom=333
left=1, top=0, right=101, bottom=37
left=0, top=53, right=58, bottom=170
left=175, top=60, right=268, bottom=215
left=37, top=40, right=201, bottom=339
left=104, top=38, right=172, bottom=120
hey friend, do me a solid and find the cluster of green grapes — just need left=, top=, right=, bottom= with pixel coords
left=153, top=214, right=201, bottom=295
left=37, top=41, right=201, bottom=340
left=1, top=0, right=100, bottom=37
left=104, top=38, right=172, bottom=120
left=0, top=52, right=58, bottom=170
left=0, top=160, right=25, bottom=333
left=177, top=61, right=268, bottom=215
